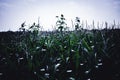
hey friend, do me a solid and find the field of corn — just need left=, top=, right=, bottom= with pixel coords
left=0, top=15, right=120, bottom=80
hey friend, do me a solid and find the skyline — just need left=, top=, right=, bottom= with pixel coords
left=0, top=0, right=120, bottom=31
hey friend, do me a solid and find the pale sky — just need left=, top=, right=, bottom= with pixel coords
left=0, top=0, right=120, bottom=31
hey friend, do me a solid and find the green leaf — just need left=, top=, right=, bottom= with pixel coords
left=82, top=38, right=92, bottom=53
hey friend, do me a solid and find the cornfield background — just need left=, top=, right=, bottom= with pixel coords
left=0, top=15, right=120, bottom=80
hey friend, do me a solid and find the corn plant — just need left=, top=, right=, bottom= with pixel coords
left=0, top=15, right=120, bottom=80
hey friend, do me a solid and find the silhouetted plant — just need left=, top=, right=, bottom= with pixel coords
left=19, top=22, right=26, bottom=32
left=56, top=14, right=67, bottom=33
left=75, top=17, right=81, bottom=31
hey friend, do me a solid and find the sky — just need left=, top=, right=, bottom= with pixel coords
left=0, top=0, right=120, bottom=31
